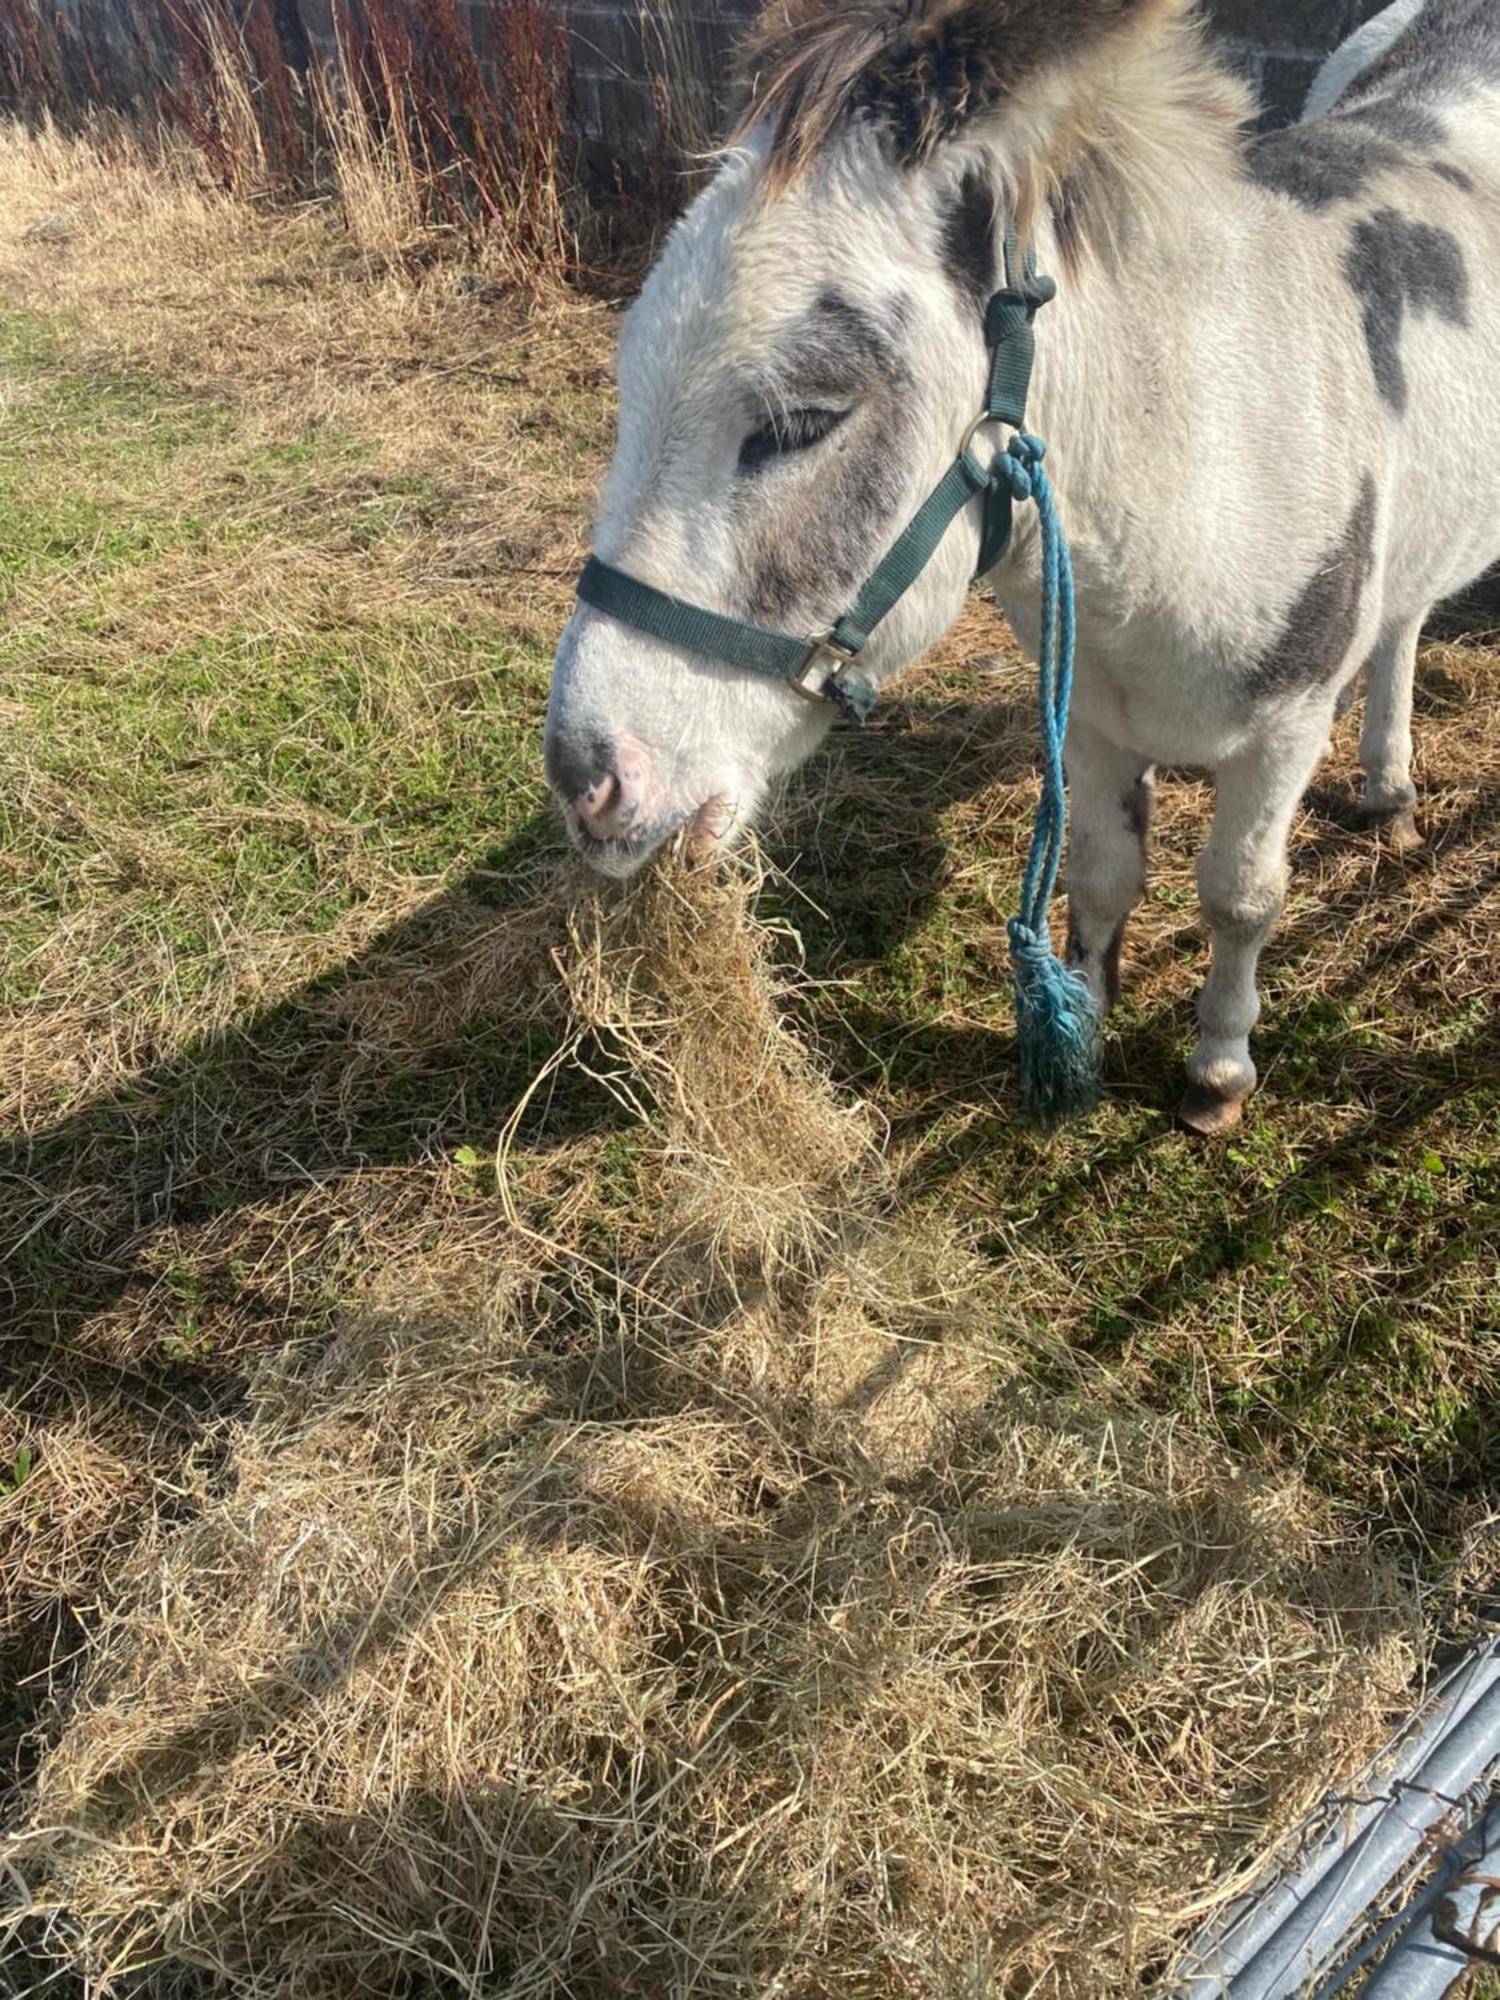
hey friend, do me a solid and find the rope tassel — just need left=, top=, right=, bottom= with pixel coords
left=1001, top=434, right=1101, bottom=1126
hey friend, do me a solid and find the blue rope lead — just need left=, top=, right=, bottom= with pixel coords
left=999, top=433, right=1100, bottom=1126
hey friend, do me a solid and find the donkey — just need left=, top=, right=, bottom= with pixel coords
left=545, top=0, right=1500, bottom=1132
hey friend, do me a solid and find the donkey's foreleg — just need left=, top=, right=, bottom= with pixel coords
left=1063, top=719, right=1153, bottom=1011
left=1181, top=724, right=1328, bottom=1135
left=1357, top=612, right=1425, bottom=849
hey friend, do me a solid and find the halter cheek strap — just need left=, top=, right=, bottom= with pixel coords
left=574, top=231, right=1056, bottom=724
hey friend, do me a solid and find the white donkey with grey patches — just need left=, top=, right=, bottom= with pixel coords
left=546, top=0, right=1500, bottom=1132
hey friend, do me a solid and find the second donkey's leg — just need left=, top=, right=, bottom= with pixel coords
left=1181, top=722, right=1328, bottom=1135
left=1064, top=718, right=1154, bottom=1011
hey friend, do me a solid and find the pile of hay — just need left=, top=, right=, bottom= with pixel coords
left=4, top=863, right=1416, bottom=1997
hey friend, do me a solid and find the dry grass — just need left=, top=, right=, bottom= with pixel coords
left=0, top=117, right=1495, bottom=1998
left=0, top=0, right=580, bottom=278
left=310, top=45, right=428, bottom=271
left=0, top=116, right=608, bottom=1124
left=5, top=865, right=1418, bottom=1997
left=0, top=116, right=608, bottom=500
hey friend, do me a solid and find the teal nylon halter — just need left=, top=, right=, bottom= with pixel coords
left=575, top=232, right=1056, bottom=723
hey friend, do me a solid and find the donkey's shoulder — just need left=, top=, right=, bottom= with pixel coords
left=1244, top=0, right=1500, bottom=220
left=1251, top=0, right=1500, bottom=213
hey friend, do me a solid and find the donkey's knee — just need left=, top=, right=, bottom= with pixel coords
left=1196, top=855, right=1287, bottom=972
left=1178, top=724, right=1326, bottom=1134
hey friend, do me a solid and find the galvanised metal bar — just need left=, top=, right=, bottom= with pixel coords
left=1174, top=1638, right=1500, bottom=1998
left=1355, top=1798, right=1500, bottom=1998
left=1309, top=1790, right=1497, bottom=1996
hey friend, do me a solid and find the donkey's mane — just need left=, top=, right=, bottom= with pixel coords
left=734, top=0, right=1252, bottom=277
left=737, top=0, right=1196, bottom=186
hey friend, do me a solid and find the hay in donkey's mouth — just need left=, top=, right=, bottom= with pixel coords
left=5, top=859, right=1416, bottom=1998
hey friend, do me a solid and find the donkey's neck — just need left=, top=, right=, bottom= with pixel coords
left=992, top=36, right=1305, bottom=597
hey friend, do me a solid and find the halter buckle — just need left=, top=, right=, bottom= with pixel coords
left=792, top=631, right=861, bottom=703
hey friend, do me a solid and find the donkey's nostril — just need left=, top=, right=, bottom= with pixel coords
left=547, top=726, right=658, bottom=846
left=574, top=769, right=626, bottom=835
left=545, top=725, right=613, bottom=805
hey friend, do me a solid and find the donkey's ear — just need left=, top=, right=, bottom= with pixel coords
left=743, top=0, right=1190, bottom=177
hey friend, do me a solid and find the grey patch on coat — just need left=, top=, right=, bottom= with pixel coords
left=1121, top=773, right=1152, bottom=846
left=1248, top=476, right=1379, bottom=698
left=1065, top=910, right=1129, bottom=1010
left=739, top=424, right=911, bottom=621
left=1430, top=160, right=1476, bottom=190
left=1343, top=208, right=1471, bottom=412
left=1100, top=919, right=1128, bottom=1010
left=763, top=290, right=905, bottom=404
left=940, top=164, right=998, bottom=308
left=1245, top=120, right=1406, bottom=210
left=1065, top=779, right=1149, bottom=1009
left=1346, top=98, right=1449, bottom=148
left=737, top=293, right=914, bottom=623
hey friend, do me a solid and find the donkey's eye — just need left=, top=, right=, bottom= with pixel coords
left=738, top=406, right=848, bottom=474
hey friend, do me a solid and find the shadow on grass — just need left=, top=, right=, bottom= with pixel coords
left=5, top=663, right=1496, bottom=1989
left=0, top=687, right=1045, bottom=1404
left=5, top=671, right=1498, bottom=1446
left=10, top=1266, right=1376, bottom=1999
left=4, top=657, right=1496, bottom=1570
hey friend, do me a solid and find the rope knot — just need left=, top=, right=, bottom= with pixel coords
left=998, top=455, right=1033, bottom=502
left=998, top=433, right=1048, bottom=501
left=1007, top=916, right=1050, bottom=963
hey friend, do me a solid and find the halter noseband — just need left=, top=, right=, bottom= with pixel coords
left=574, top=230, right=1056, bottom=723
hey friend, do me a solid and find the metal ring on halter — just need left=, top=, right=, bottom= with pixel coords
left=961, top=409, right=1006, bottom=460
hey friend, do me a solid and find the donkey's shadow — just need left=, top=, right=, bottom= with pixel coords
left=7, top=660, right=1499, bottom=1824
left=0, top=686, right=1038, bottom=1423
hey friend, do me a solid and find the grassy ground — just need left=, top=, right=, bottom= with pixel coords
left=1, top=127, right=1497, bottom=1996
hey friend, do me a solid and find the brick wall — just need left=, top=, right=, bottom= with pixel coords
left=2, top=0, right=1397, bottom=168
left=1208, top=0, right=1389, bottom=123
left=565, top=0, right=1395, bottom=160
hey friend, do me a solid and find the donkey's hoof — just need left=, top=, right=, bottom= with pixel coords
left=1380, top=808, right=1423, bottom=852
left=1177, top=1083, right=1247, bottom=1137
left=1361, top=802, right=1423, bottom=851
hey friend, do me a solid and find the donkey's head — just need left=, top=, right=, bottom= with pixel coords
left=546, top=0, right=1196, bottom=875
